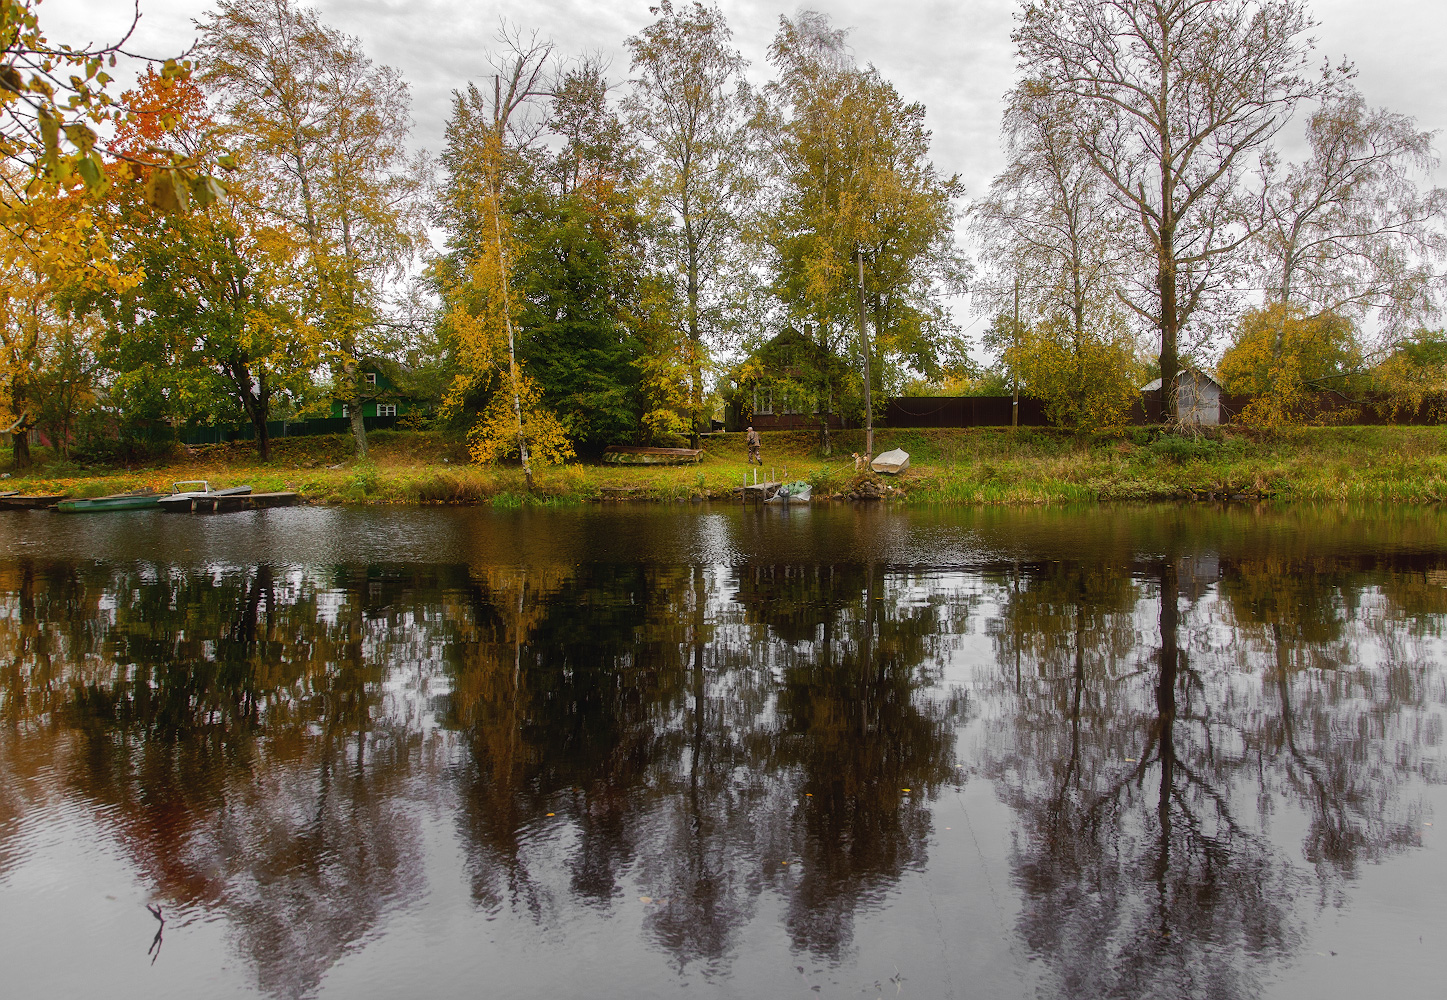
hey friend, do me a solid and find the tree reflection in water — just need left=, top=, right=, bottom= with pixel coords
left=984, top=550, right=1442, bottom=1000
left=0, top=561, right=440, bottom=999
left=446, top=559, right=966, bottom=971
left=0, top=504, right=1444, bottom=1000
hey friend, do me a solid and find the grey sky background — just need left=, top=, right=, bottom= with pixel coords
left=51, top=1, right=1447, bottom=202
left=42, top=0, right=1447, bottom=345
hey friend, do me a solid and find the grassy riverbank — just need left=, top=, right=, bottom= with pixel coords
left=8, top=425, right=1447, bottom=504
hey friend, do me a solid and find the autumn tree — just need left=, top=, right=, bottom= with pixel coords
left=0, top=191, right=61, bottom=467
left=1013, top=0, right=1324, bottom=422
left=435, top=31, right=574, bottom=484
left=508, top=61, right=685, bottom=452
left=624, top=1, right=754, bottom=445
left=1255, top=83, right=1447, bottom=340
left=763, top=12, right=966, bottom=453
left=988, top=312, right=1144, bottom=431
left=973, top=82, right=1139, bottom=428
left=0, top=0, right=228, bottom=284
left=197, top=0, right=422, bottom=458
left=92, top=67, right=314, bottom=462
left=1371, top=328, right=1447, bottom=420
left=1217, top=303, right=1364, bottom=426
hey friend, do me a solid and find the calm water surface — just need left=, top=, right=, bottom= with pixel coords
left=0, top=503, right=1444, bottom=999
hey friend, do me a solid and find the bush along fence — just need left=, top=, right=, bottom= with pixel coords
left=180, top=415, right=404, bottom=445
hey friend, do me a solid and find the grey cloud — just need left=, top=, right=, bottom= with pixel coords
left=41, top=0, right=1447, bottom=194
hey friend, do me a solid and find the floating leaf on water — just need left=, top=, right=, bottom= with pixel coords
left=638, top=896, right=652, bottom=904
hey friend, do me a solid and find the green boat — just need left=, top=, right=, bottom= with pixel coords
left=55, top=490, right=165, bottom=513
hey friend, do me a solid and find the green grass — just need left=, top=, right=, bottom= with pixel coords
left=9, top=424, right=1447, bottom=505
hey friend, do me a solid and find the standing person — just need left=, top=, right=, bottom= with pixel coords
left=746, top=425, right=761, bottom=465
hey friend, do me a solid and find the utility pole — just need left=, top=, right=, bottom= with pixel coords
left=1012, top=276, right=1020, bottom=429
left=856, top=250, right=875, bottom=461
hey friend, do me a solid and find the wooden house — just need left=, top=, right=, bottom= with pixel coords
left=329, top=360, right=429, bottom=420
left=723, top=329, right=851, bottom=432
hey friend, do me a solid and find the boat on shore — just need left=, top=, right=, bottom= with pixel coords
left=765, top=481, right=813, bottom=504
left=0, top=493, right=68, bottom=509
left=870, top=448, right=910, bottom=475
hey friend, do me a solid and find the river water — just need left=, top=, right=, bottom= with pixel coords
left=0, top=503, right=1443, bottom=999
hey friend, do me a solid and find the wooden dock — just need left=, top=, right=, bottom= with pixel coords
left=735, top=480, right=783, bottom=500
left=159, top=491, right=302, bottom=513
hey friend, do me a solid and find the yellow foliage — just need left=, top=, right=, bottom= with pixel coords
left=442, top=130, right=572, bottom=470
left=467, top=373, right=575, bottom=466
left=1004, top=315, right=1143, bottom=431
left=1218, top=304, right=1362, bottom=427
left=1371, top=332, right=1447, bottom=421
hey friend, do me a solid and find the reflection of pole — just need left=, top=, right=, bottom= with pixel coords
left=1012, top=561, right=1021, bottom=693
left=856, top=250, right=874, bottom=460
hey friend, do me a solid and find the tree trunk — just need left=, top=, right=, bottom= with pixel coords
left=686, top=243, right=703, bottom=449
left=1158, top=259, right=1179, bottom=426
left=349, top=404, right=368, bottom=459
left=229, top=358, right=272, bottom=463
left=251, top=408, right=272, bottom=463
left=11, top=428, right=30, bottom=470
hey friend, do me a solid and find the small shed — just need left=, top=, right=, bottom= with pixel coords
left=1142, top=369, right=1221, bottom=426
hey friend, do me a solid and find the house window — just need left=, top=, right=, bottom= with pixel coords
left=364, top=373, right=377, bottom=386
left=341, top=405, right=349, bottom=418
left=754, top=386, right=773, bottom=415
left=377, top=403, right=397, bottom=417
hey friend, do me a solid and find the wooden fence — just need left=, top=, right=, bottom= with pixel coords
left=883, top=392, right=1447, bottom=429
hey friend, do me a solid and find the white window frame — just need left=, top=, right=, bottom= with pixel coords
left=377, top=403, right=397, bottom=417
left=754, top=386, right=773, bottom=415
left=364, top=372, right=377, bottom=386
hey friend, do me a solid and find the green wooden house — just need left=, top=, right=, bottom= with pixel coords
left=329, top=361, right=429, bottom=420
left=723, top=328, right=852, bottom=432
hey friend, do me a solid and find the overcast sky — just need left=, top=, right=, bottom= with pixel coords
left=39, top=0, right=1447, bottom=350
left=46, top=0, right=1447, bottom=202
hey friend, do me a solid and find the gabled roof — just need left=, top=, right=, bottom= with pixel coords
left=1142, top=368, right=1222, bottom=391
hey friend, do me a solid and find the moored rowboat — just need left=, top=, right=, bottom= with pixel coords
left=0, top=494, right=68, bottom=509
left=55, top=490, right=165, bottom=512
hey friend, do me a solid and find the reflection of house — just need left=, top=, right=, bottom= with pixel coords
left=329, top=361, right=428, bottom=420
left=1142, top=369, right=1221, bottom=426
left=723, top=329, right=851, bottom=432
